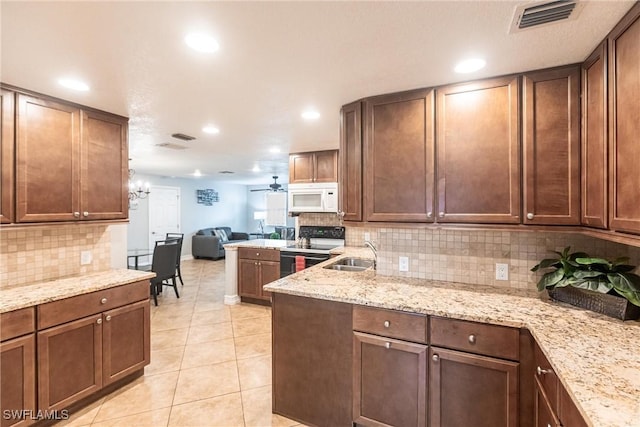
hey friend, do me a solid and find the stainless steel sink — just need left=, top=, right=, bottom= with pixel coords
left=323, top=258, right=374, bottom=272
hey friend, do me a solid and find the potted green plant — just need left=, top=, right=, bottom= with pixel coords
left=531, top=247, right=640, bottom=320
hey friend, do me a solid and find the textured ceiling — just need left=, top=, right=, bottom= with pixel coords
left=1, top=1, right=634, bottom=184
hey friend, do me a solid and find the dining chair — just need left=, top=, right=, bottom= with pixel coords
left=166, top=232, right=185, bottom=286
left=149, top=239, right=180, bottom=306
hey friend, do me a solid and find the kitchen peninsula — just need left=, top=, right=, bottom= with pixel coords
left=265, top=250, right=640, bottom=427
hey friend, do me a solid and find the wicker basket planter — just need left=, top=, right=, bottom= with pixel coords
left=548, top=287, right=640, bottom=321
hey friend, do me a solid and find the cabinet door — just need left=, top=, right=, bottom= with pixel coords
left=81, top=110, right=128, bottom=220
left=1, top=89, right=15, bottom=224
left=436, top=76, right=520, bottom=224
left=353, top=332, right=427, bottom=427
left=429, top=347, right=519, bottom=427
left=608, top=4, right=640, bottom=234
left=558, top=382, right=588, bottom=427
left=259, top=260, right=280, bottom=300
left=16, top=94, right=80, bottom=222
left=523, top=66, right=580, bottom=225
left=102, top=300, right=150, bottom=386
left=238, top=258, right=261, bottom=298
left=37, top=315, right=102, bottom=411
left=314, top=150, right=338, bottom=183
left=289, top=152, right=315, bottom=183
left=339, top=102, right=362, bottom=221
left=364, top=89, right=434, bottom=222
left=581, top=43, right=608, bottom=229
left=0, top=335, right=36, bottom=427
left=535, top=377, right=560, bottom=427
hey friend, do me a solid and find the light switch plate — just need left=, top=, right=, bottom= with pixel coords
left=81, top=250, right=93, bottom=265
left=399, top=256, right=409, bottom=272
left=496, top=263, right=509, bottom=280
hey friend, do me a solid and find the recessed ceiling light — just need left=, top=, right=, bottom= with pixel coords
left=58, top=78, right=89, bottom=91
left=252, top=165, right=261, bottom=172
left=202, top=125, right=220, bottom=134
left=269, top=147, right=281, bottom=154
left=185, top=33, right=219, bottom=53
left=301, top=110, right=320, bottom=120
left=192, top=169, right=202, bottom=177
left=454, top=58, right=486, bottom=74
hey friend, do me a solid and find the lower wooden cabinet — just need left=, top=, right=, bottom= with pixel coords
left=238, top=248, right=279, bottom=302
left=535, top=377, right=560, bottom=427
left=0, top=335, right=36, bottom=427
left=353, top=332, right=427, bottom=427
left=429, top=347, right=519, bottom=427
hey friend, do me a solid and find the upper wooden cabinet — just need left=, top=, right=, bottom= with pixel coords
left=1, top=89, right=15, bottom=224
left=581, top=42, right=608, bottom=229
left=289, top=150, right=338, bottom=184
left=608, top=3, right=640, bottom=235
left=14, top=92, right=128, bottom=223
left=364, top=89, right=435, bottom=222
left=523, top=66, right=581, bottom=225
left=339, top=101, right=362, bottom=221
left=436, top=76, right=521, bottom=224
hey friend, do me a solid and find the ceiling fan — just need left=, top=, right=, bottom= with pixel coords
left=250, top=176, right=287, bottom=192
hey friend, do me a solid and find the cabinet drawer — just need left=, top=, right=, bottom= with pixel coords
left=1, top=307, right=35, bottom=341
left=430, top=316, right=519, bottom=360
left=238, top=247, right=280, bottom=262
left=534, top=342, right=558, bottom=412
left=38, top=280, right=149, bottom=329
left=353, top=305, right=427, bottom=343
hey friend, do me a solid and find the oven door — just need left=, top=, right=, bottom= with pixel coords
left=280, top=252, right=330, bottom=278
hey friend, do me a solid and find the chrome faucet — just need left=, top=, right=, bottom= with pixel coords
left=364, top=240, right=377, bottom=269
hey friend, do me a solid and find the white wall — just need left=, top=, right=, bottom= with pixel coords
left=245, top=185, right=295, bottom=235
left=127, top=174, right=249, bottom=257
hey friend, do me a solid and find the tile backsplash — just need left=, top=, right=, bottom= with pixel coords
left=299, top=213, right=640, bottom=291
left=0, top=224, right=111, bottom=288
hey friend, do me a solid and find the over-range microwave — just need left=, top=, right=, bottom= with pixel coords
left=288, top=182, right=339, bottom=213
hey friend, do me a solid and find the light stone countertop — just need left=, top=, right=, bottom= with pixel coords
left=0, top=269, right=155, bottom=313
left=223, top=239, right=294, bottom=250
left=264, top=248, right=640, bottom=427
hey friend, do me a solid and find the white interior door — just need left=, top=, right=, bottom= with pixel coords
left=148, top=186, right=181, bottom=249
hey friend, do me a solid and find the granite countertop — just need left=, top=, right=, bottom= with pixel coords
left=264, top=248, right=640, bottom=427
left=0, top=269, right=155, bottom=313
left=224, top=239, right=294, bottom=250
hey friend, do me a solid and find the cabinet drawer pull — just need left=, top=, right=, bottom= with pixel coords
left=96, top=318, right=102, bottom=324
left=527, top=212, right=534, bottom=220
left=255, top=262, right=258, bottom=266
left=438, top=212, right=445, bottom=218
left=100, top=298, right=108, bottom=304
left=105, top=315, right=111, bottom=321
left=83, top=211, right=89, bottom=217
left=383, top=320, right=390, bottom=328
left=385, top=342, right=391, bottom=349
left=427, top=211, right=433, bottom=218
left=468, top=334, right=476, bottom=344
left=536, top=366, right=552, bottom=375
left=74, top=212, right=80, bottom=218
left=432, top=354, right=439, bottom=362
left=256, top=252, right=260, bottom=256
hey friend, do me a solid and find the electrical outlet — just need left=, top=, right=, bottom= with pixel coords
left=81, top=250, right=93, bottom=265
left=496, top=263, right=509, bottom=281
left=364, top=232, right=371, bottom=242
left=399, top=256, right=409, bottom=272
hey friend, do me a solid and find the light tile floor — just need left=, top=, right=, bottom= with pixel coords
left=59, top=259, right=302, bottom=427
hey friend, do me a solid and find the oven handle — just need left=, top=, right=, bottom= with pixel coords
left=280, top=254, right=330, bottom=262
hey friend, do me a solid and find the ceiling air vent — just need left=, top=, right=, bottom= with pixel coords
left=219, top=170, right=235, bottom=174
left=171, top=133, right=196, bottom=141
left=510, top=0, right=583, bottom=33
left=155, top=142, right=188, bottom=150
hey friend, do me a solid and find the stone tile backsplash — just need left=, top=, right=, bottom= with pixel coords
left=0, top=224, right=112, bottom=288
left=299, top=213, right=640, bottom=291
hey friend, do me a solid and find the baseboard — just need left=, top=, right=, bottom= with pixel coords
left=224, top=294, right=241, bottom=305
left=181, top=254, right=194, bottom=261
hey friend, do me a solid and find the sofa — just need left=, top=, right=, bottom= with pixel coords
left=192, top=227, right=249, bottom=260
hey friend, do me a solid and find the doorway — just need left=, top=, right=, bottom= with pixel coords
left=148, top=186, right=181, bottom=249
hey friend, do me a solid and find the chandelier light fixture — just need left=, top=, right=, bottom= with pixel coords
left=128, top=168, right=150, bottom=201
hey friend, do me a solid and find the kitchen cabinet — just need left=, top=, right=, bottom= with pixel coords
left=339, top=101, right=362, bottom=221
left=37, top=281, right=149, bottom=411
left=272, top=293, right=353, bottom=427
left=15, top=91, right=128, bottom=223
left=288, top=150, right=338, bottom=184
left=0, top=308, right=36, bottom=427
left=429, top=317, right=520, bottom=427
left=581, top=42, right=608, bottom=229
left=435, top=76, right=521, bottom=224
left=608, top=3, right=640, bottom=235
left=523, top=66, right=581, bottom=225
left=1, top=89, right=14, bottom=224
left=364, top=88, right=435, bottom=222
left=352, top=306, right=427, bottom=427
left=237, top=247, right=279, bottom=302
